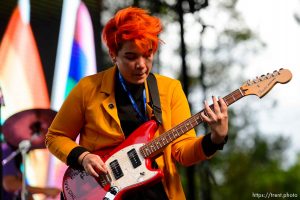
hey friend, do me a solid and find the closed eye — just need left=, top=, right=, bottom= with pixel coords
left=124, top=53, right=138, bottom=60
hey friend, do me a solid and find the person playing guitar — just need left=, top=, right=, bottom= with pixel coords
left=46, top=7, right=229, bottom=200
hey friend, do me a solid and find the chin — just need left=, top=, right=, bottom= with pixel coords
left=134, top=79, right=146, bottom=85
left=132, top=75, right=147, bottom=84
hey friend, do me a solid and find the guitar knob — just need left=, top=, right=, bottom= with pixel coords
left=109, top=186, right=119, bottom=195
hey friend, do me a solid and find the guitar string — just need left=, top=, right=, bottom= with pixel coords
left=141, top=89, right=244, bottom=157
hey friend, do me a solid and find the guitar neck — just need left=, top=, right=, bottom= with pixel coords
left=140, top=88, right=245, bottom=158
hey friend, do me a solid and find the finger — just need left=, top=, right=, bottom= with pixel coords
left=95, top=162, right=108, bottom=174
left=89, top=154, right=108, bottom=172
left=204, top=100, right=217, bottom=121
left=200, top=110, right=210, bottom=122
left=212, top=96, right=221, bottom=115
left=94, top=156, right=108, bottom=173
left=86, top=164, right=100, bottom=177
left=218, top=97, right=228, bottom=113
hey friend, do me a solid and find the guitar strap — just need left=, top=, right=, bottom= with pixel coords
left=147, top=73, right=162, bottom=125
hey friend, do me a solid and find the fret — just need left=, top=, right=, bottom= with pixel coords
left=238, top=88, right=244, bottom=97
left=150, top=144, right=156, bottom=151
left=196, top=115, right=202, bottom=124
left=224, top=89, right=243, bottom=106
left=154, top=142, right=160, bottom=150
left=184, top=124, right=189, bottom=131
left=170, top=133, right=174, bottom=140
left=161, top=137, right=167, bottom=145
left=173, top=130, right=178, bottom=137
left=158, top=138, right=163, bottom=146
left=186, top=123, right=190, bottom=129
left=166, top=133, right=172, bottom=141
left=141, top=147, right=145, bottom=157
left=165, top=136, right=170, bottom=143
left=142, top=87, right=246, bottom=158
left=178, top=128, right=183, bottom=135
left=156, top=141, right=161, bottom=148
left=177, top=127, right=183, bottom=134
left=140, top=148, right=143, bottom=156
left=178, top=129, right=182, bottom=135
left=145, top=147, right=151, bottom=156
left=180, top=125, right=189, bottom=134
left=231, top=93, right=236, bottom=101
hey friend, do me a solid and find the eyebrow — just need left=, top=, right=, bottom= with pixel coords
left=124, top=49, right=153, bottom=56
left=124, top=52, right=137, bottom=55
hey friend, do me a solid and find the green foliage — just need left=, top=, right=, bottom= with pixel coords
left=206, top=109, right=300, bottom=199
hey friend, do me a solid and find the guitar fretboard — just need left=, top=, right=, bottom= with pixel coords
left=139, top=88, right=244, bottom=158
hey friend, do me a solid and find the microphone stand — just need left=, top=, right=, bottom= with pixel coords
left=2, top=141, right=31, bottom=200
left=0, top=86, right=5, bottom=200
left=1, top=87, right=30, bottom=200
left=2, top=138, right=38, bottom=200
left=19, top=140, right=31, bottom=200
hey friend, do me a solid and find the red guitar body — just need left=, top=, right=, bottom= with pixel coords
left=62, top=120, right=163, bottom=200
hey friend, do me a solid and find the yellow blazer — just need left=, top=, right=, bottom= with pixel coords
left=46, top=66, right=210, bottom=200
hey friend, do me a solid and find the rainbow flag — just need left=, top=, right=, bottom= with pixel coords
left=51, top=0, right=97, bottom=111
left=65, top=3, right=97, bottom=97
left=48, top=0, right=97, bottom=191
left=0, top=0, right=50, bottom=195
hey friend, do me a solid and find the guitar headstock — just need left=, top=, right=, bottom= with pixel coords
left=240, top=68, right=292, bottom=98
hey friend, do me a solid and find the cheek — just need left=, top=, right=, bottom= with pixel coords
left=118, top=60, right=135, bottom=70
left=146, top=60, right=153, bottom=70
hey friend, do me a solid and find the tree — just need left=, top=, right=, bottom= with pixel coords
left=98, top=1, right=300, bottom=199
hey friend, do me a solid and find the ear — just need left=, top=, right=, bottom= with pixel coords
left=109, top=51, right=116, bottom=63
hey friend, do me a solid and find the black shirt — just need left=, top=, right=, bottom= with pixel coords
left=115, top=73, right=169, bottom=200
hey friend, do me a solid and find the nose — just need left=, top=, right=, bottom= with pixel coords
left=136, top=57, right=146, bottom=69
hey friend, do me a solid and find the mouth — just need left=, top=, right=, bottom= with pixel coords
left=134, top=72, right=147, bottom=77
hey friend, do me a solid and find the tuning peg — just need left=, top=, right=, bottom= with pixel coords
left=253, top=76, right=259, bottom=83
left=259, top=75, right=266, bottom=81
left=273, top=70, right=279, bottom=76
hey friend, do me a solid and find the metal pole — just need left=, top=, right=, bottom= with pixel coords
left=19, top=140, right=31, bottom=200
left=0, top=86, right=5, bottom=200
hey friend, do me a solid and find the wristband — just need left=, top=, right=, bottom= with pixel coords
left=80, top=153, right=91, bottom=166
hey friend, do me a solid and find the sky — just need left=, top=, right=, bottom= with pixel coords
left=159, top=0, right=300, bottom=166
left=236, top=0, right=300, bottom=165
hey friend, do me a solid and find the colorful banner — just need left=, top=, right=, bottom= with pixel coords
left=48, top=1, right=97, bottom=193
left=0, top=3, right=50, bottom=122
left=0, top=0, right=50, bottom=197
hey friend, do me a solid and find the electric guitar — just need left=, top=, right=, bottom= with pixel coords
left=62, top=68, right=292, bottom=200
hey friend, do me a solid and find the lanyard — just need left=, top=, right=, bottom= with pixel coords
left=118, top=72, right=147, bottom=122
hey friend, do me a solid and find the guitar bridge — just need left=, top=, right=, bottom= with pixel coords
left=98, top=172, right=112, bottom=188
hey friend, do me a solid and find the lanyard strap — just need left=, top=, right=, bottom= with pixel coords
left=118, top=72, right=147, bottom=123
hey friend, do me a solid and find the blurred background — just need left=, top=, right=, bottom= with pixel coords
left=1, top=0, right=300, bottom=199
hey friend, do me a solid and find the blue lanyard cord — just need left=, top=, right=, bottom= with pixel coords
left=118, top=72, right=148, bottom=122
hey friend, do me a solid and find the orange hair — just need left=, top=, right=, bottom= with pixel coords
left=102, top=7, right=162, bottom=57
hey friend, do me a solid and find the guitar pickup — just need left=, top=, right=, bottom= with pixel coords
left=109, top=160, right=124, bottom=180
left=127, top=148, right=142, bottom=168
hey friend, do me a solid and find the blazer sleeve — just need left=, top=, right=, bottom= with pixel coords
left=45, top=79, right=86, bottom=164
left=169, top=81, right=211, bottom=166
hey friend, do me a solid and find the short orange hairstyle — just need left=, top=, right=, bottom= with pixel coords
left=102, top=7, right=162, bottom=57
